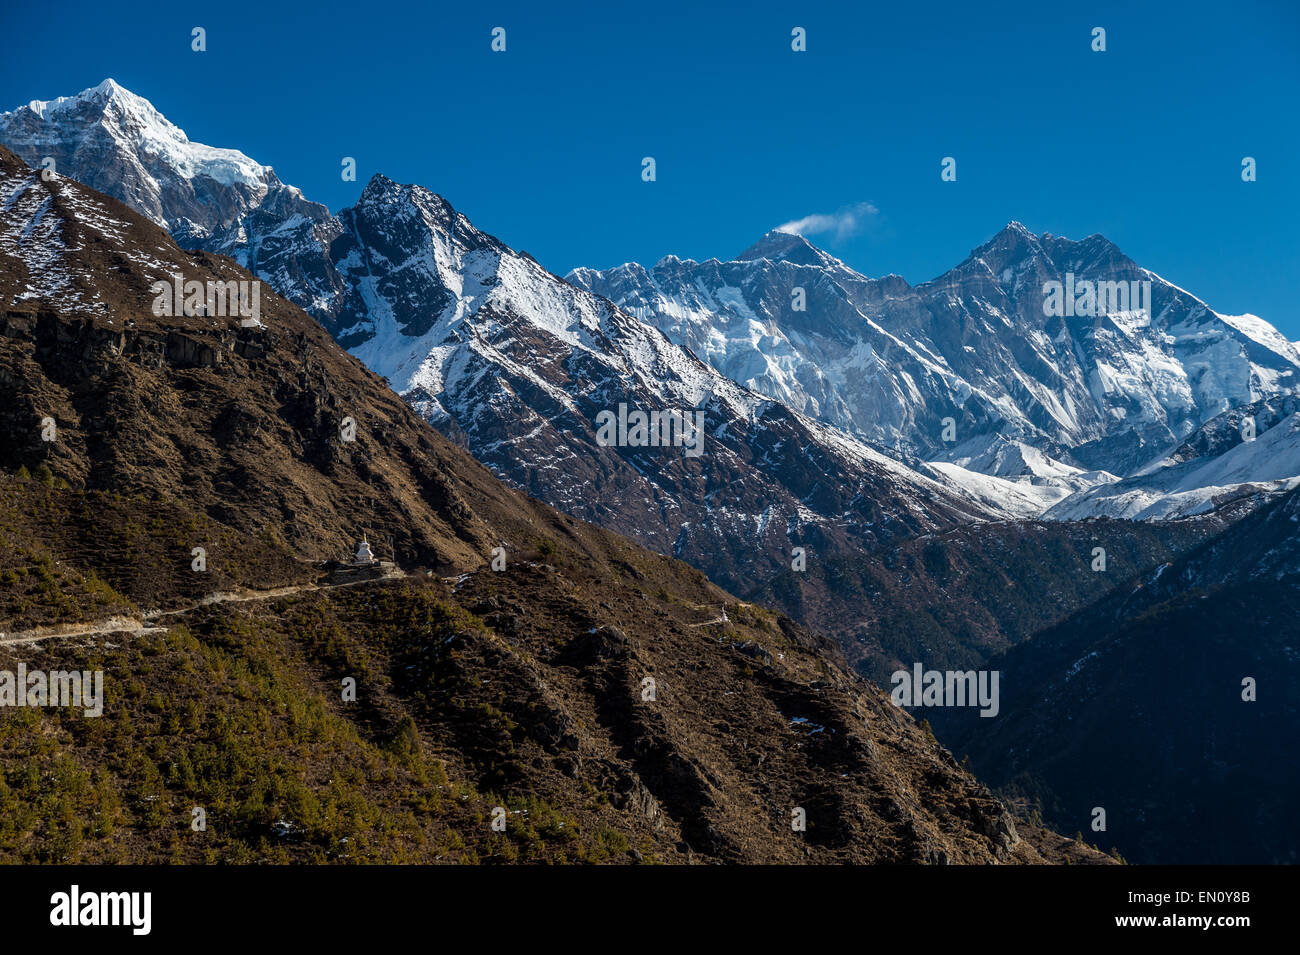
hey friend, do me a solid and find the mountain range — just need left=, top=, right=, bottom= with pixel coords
left=2, top=79, right=1297, bottom=864
left=572, top=226, right=1300, bottom=478
left=2, top=81, right=1028, bottom=600
left=7, top=80, right=1297, bottom=542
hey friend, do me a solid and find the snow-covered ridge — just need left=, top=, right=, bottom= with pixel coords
left=1046, top=407, right=1300, bottom=520
left=569, top=221, right=1300, bottom=494
left=923, top=433, right=1119, bottom=516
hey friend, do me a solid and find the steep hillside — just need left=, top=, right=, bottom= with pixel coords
left=0, top=144, right=1105, bottom=864
left=935, top=489, right=1300, bottom=864
left=2, top=486, right=1111, bottom=864
left=751, top=516, right=1216, bottom=684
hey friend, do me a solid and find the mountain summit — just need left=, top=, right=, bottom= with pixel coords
left=0, top=78, right=301, bottom=235
left=0, top=79, right=349, bottom=318
left=737, top=230, right=849, bottom=269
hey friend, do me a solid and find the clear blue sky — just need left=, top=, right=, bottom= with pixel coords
left=2, top=0, right=1297, bottom=335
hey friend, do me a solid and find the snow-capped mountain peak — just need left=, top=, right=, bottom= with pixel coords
left=737, top=229, right=849, bottom=269
left=0, top=80, right=355, bottom=329
left=1, top=79, right=274, bottom=231
left=23, top=78, right=152, bottom=122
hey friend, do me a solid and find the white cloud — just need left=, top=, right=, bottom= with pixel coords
left=775, top=202, right=879, bottom=241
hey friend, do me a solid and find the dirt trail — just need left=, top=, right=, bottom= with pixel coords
left=687, top=613, right=729, bottom=628
left=0, top=570, right=405, bottom=646
left=0, top=616, right=169, bottom=646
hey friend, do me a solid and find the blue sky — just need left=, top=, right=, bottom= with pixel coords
left=2, top=0, right=1297, bottom=335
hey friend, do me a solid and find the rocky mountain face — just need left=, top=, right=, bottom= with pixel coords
left=571, top=225, right=1300, bottom=489
left=0, top=143, right=1115, bottom=865
left=934, top=487, right=1300, bottom=864
left=315, top=173, right=1017, bottom=595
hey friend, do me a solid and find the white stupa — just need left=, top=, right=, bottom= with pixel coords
left=354, top=535, right=377, bottom=565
